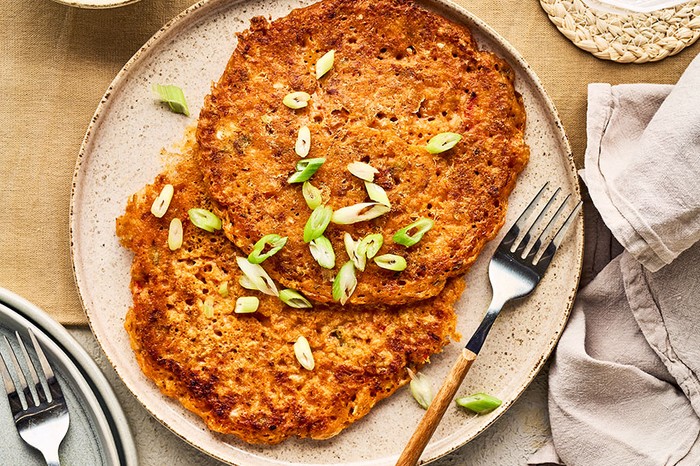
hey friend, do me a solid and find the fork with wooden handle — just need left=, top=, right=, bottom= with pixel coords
left=396, top=184, right=581, bottom=466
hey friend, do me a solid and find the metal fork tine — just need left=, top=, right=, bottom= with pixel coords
left=525, top=193, right=571, bottom=263
left=3, top=336, right=36, bottom=408
left=28, top=329, right=60, bottom=403
left=16, top=331, right=48, bottom=404
left=500, top=182, right=549, bottom=248
left=536, top=200, right=583, bottom=271
left=0, top=353, right=23, bottom=416
left=514, top=187, right=561, bottom=256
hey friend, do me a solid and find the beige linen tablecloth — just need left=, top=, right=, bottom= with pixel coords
left=1, top=0, right=698, bottom=324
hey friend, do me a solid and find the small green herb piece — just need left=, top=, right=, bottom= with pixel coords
left=218, top=281, right=229, bottom=298
left=188, top=208, right=222, bottom=233
left=343, top=233, right=366, bottom=271
left=359, top=234, right=383, bottom=259
left=408, top=369, right=433, bottom=409
left=248, top=234, right=288, bottom=264
left=279, top=289, right=313, bottom=308
left=374, top=254, right=407, bottom=271
left=151, top=184, right=174, bottom=218
left=302, top=181, right=323, bottom=209
left=283, top=91, right=311, bottom=109
left=152, top=84, right=190, bottom=116
left=426, top=132, right=462, bottom=154
left=347, top=161, right=378, bottom=182
left=235, top=296, right=259, bottom=314
left=304, top=205, right=333, bottom=242
left=295, top=125, right=311, bottom=157
left=236, top=257, right=279, bottom=296
left=456, top=393, right=502, bottom=414
left=393, top=218, right=434, bottom=247
left=365, top=182, right=390, bottom=207
left=332, top=261, right=357, bottom=305
left=167, top=218, right=183, bottom=251
left=202, top=297, right=215, bottom=318
left=309, top=235, right=335, bottom=269
left=315, top=50, right=335, bottom=79
left=288, top=157, right=326, bottom=184
left=294, top=336, right=315, bottom=370
left=331, top=202, right=390, bottom=225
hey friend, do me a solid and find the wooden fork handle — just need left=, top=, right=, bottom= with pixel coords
left=396, top=348, right=477, bottom=466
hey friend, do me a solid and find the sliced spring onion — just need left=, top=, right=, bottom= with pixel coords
left=332, top=261, right=357, bottom=305
left=236, top=257, right=279, bottom=296
left=343, top=233, right=366, bottom=271
left=347, top=161, right=378, bottom=182
left=167, top=218, right=183, bottom=251
left=151, top=184, right=174, bottom=218
left=188, top=208, right=222, bottom=233
left=393, top=218, right=434, bottom=247
left=279, top=289, right=313, bottom=308
left=152, top=84, right=190, bottom=116
left=288, top=157, right=326, bottom=184
left=331, top=202, right=390, bottom=225
left=295, top=125, right=311, bottom=157
left=248, top=234, right=288, bottom=264
left=315, top=49, right=335, bottom=79
left=202, top=297, right=214, bottom=318
left=302, top=181, right=323, bottom=209
left=425, top=132, right=462, bottom=154
left=294, top=336, right=315, bottom=370
left=239, top=275, right=257, bottom=291
left=359, top=234, right=383, bottom=259
left=218, top=281, right=229, bottom=298
left=374, top=254, right=407, bottom=271
left=364, top=182, right=391, bottom=207
left=455, top=392, right=502, bottom=414
left=309, top=235, right=335, bottom=269
left=408, top=369, right=433, bottom=409
left=283, top=91, right=311, bottom=109
left=304, top=205, right=333, bottom=242
left=235, top=296, right=259, bottom=314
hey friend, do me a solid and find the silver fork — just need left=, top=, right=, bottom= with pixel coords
left=0, top=329, right=70, bottom=466
left=397, top=183, right=581, bottom=466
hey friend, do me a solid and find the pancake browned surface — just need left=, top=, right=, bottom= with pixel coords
left=196, top=0, right=529, bottom=305
left=116, top=156, right=461, bottom=444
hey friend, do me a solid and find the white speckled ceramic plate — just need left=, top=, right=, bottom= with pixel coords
left=70, top=0, right=583, bottom=464
left=50, top=0, right=140, bottom=9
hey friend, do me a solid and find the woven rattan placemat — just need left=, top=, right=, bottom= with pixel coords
left=541, top=0, right=700, bottom=62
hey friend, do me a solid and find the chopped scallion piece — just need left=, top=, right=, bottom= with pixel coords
left=408, top=369, right=433, bottom=409
left=248, top=234, right=288, bottom=264
left=151, top=184, right=174, bottom=218
left=239, top=275, right=257, bottom=290
left=343, top=233, right=366, bottom=271
left=332, top=261, right=357, bottom=305
left=202, top=297, right=214, bottom=318
left=279, top=289, right=313, bottom=308
left=167, top=218, right=183, bottom=251
left=283, top=91, right=311, bottom=109
left=294, top=336, right=315, bottom=370
left=188, top=208, right=222, bottom=233
left=295, top=125, right=311, bottom=157
left=359, top=234, right=383, bottom=259
left=393, top=218, right=434, bottom=247
left=456, top=393, right=502, bottom=414
left=236, top=257, right=279, bottom=296
left=374, top=254, right=407, bottom=271
left=235, top=296, right=259, bottom=314
left=218, top=281, right=229, bottom=298
left=364, top=182, right=390, bottom=207
left=309, top=236, right=335, bottom=269
left=302, top=181, right=323, bottom=209
left=315, top=50, right=335, bottom=79
left=304, top=205, right=333, bottom=242
left=152, top=84, right=190, bottom=116
left=288, top=157, right=326, bottom=184
left=347, top=161, right=378, bottom=182
left=426, top=132, right=462, bottom=154
left=331, top=202, right=390, bottom=225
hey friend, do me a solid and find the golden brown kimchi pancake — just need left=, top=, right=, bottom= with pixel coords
left=116, top=157, right=461, bottom=444
left=196, top=0, right=529, bottom=305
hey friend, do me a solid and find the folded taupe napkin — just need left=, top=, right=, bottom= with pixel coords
left=530, top=53, right=700, bottom=466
